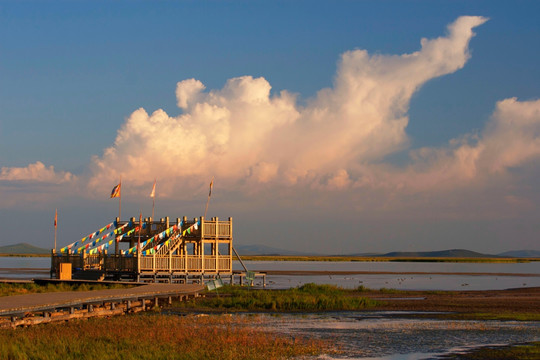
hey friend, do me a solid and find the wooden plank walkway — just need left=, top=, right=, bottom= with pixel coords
left=0, top=283, right=204, bottom=327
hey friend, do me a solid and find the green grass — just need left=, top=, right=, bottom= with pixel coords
left=0, top=314, right=328, bottom=360
left=440, top=342, right=540, bottom=360
left=175, top=283, right=378, bottom=312
left=0, top=282, right=134, bottom=297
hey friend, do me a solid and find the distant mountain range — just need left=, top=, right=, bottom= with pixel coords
left=235, top=244, right=540, bottom=258
left=498, top=250, right=540, bottom=258
left=0, top=243, right=50, bottom=255
left=372, top=249, right=494, bottom=258
left=1, top=242, right=539, bottom=258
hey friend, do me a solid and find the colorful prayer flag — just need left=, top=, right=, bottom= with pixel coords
left=110, top=183, right=121, bottom=198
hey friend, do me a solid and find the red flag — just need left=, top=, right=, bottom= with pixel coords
left=208, top=177, right=214, bottom=197
left=110, top=183, right=121, bottom=198
left=54, top=209, right=57, bottom=228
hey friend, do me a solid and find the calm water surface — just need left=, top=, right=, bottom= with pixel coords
left=247, top=312, right=540, bottom=360
left=236, top=260, right=540, bottom=290
left=1, top=257, right=539, bottom=290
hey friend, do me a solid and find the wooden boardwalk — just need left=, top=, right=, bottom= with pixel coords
left=0, top=283, right=204, bottom=328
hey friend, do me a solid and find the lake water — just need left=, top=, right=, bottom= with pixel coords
left=236, top=260, right=540, bottom=290
left=1, top=257, right=539, bottom=291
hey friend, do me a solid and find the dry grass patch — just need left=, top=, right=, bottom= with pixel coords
left=0, top=314, right=329, bottom=360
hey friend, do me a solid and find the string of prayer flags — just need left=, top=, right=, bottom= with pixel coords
left=71, top=222, right=139, bottom=255
left=123, top=222, right=181, bottom=255
left=60, top=221, right=115, bottom=253
left=182, top=221, right=200, bottom=236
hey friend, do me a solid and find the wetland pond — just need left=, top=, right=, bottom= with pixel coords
left=237, top=260, right=540, bottom=290
left=2, top=257, right=539, bottom=359
left=242, top=311, right=540, bottom=360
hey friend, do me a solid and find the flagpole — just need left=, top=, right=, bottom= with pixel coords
left=204, top=177, right=214, bottom=219
left=54, top=208, right=57, bottom=252
left=137, top=211, right=142, bottom=282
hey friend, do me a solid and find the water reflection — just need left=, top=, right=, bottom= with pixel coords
left=247, top=312, right=540, bottom=359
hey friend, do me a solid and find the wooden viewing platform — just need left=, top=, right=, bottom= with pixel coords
left=51, top=216, right=240, bottom=284
left=0, top=282, right=204, bottom=328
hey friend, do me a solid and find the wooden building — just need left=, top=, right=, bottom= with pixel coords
left=51, top=216, right=237, bottom=283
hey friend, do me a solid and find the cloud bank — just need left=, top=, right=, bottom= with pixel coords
left=0, top=161, right=74, bottom=183
left=5, top=16, right=540, bottom=219
left=88, top=16, right=501, bottom=197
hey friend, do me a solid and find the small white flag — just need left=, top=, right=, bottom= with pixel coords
left=150, top=179, right=156, bottom=198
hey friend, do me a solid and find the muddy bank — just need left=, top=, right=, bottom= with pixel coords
left=364, top=286, right=540, bottom=314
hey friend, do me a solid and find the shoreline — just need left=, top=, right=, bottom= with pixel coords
left=261, top=269, right=540, bottom=277
left=2, top=253, right=540, bottom=262
left=1, top=267, right=538, bottom=277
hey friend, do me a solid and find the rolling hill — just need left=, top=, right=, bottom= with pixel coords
left=0, top=243, right=50, bottom=255
left=497, top=250, right=540, bottom=258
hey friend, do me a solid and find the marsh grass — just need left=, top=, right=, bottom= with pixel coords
left=0, top=314, right=327, bottom=360
left=176, top=283, right=378, bottom=312
left=439, top=341, right=540, bottom=360
left=0, top=282, right=134, bottom=297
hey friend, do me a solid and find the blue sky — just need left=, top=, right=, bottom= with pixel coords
left=1, top=1, right=540, bottom=254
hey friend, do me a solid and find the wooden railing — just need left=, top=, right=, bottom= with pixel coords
left=202, top=220, right=232, bottom=238
left=139, top=255, right=231, bottom=273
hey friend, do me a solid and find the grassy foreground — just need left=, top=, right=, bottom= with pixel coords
left=0, top=314, right=327, bottom=360
left=174, top=283, right=378, bottom=312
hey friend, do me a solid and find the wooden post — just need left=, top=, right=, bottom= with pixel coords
left=181, top=216, right=186, bottom=274
left=115, top=217, right=120, bottom=255
left=215, top=217, right=219, bottom=273
left=199, top=217, right=204, bottom=274
left=229, top=217, right=233, bottom=273
left=130, top=217, right=136, bottom=248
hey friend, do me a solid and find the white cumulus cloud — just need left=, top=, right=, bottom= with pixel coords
left=0, top=161, right=75, bottom=183
left=89, top=16, right=490, bottom=196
